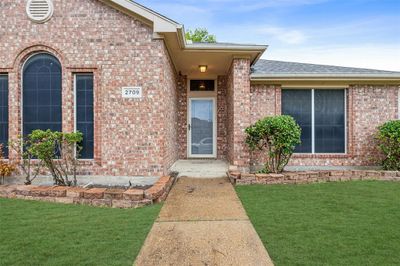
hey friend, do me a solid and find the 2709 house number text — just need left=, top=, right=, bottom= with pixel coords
left=122, top=87, right=142, bottom=98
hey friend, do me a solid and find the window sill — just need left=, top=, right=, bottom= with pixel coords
left=77, top=159, right=97, bottom=166
left=292, top=153, right=350, bottom=159
left=8, top=158, right=98, bottom=164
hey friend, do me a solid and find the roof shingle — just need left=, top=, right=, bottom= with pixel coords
left=252, top=59, right=400, bottom=76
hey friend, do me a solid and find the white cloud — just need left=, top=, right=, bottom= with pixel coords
left=138, top=0, right=330, bottom=14
left=214, top=17, right=400, bottom=71
left=137, top=2, right=212, bottom=26
left=264, top=44, right=400, bottom=71
left=136, top=1, right=400, bottom=71
left=256, top=27, right=307, bottom=45
left=223, top=0, right=329, bottom=12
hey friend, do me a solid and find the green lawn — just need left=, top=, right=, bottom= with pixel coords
left=0, top=198, right=161, bottom=266
left=236, top=181, right=400, bottom=266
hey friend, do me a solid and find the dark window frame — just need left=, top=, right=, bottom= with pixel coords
left=282, top=88, right=347, bottom=154
left=314, top=89, right=346, bottom=153
left=0, top=74, right=8, bottom=158
left=22, top=53, right=62, bottom=137
left=190, top=80, right=215, bottom=92
left=282, top=89, right=312, bottom=153
left=74, top=73, right=94, bottom=160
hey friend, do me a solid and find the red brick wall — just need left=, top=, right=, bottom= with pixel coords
left=227, top=58, right=251, bottom=169
left=250, top=84, right=281, bottom=123
left=217, top=76, right=228, bottom=160
left=226, top=70, right=234, bottom=164
left=249, top=84, right=281, bottom=167
left=177, top=75, right=188, bottom=159
left=249, top=84, right=400, bottom=168
left=0, top=0, right=178, bottom=176
left=160, top=45, right=179, bottom=172
left=348, top=85, right=398, bottom=164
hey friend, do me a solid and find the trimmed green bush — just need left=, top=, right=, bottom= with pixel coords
left=245, top=115, right=301, bottom=173
left=377, top=120, right=400, bottom=170
left=28, top=129, right=83, bottom=186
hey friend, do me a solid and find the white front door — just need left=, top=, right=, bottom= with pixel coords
left=188, top=98, right=217, bottom=158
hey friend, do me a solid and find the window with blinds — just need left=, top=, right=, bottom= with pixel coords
left=282, top=89, right=346, bottom=154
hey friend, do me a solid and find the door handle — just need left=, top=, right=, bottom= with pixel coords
left=188, top=124, right=191, bottom=131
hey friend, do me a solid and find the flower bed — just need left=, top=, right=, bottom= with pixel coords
left=0, top=175, right=175, bottom=208
left=228, top=170, right=400, bottom=185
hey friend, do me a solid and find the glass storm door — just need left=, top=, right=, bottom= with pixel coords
left=188, top=98, right=216, bottom=157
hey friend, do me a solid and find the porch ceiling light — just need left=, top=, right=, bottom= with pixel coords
left=199, top=65, right=208, bottom=73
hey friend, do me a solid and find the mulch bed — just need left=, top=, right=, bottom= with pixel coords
left=0, top=175, right=176, bottom=208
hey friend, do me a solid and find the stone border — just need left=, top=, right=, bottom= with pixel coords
left=0, top=175, right=176, bottom=208
left=227, top=170, right=400, bottom=185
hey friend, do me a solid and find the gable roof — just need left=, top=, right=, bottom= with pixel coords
left=252, top=59, right=400, bottom=79
left=104, top=0, right=266, bottom=51
left=101, top=0, right=182, bottom=32
left=100, top=1, right=398, bottom=79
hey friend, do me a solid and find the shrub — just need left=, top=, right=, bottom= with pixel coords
left=377, top=120, right=400, bottom=170
left=9, top=136, right=43, bottom=185
left=0, top=144, right=15, bottom=185
left=245, top=115, right=301, bottom=173
left=28, top=130, right=83, bottom=186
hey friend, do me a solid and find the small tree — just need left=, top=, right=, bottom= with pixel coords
left=245, top=115, right=301, bottom=173
left=185, top=28, right=216, bottom=43
left=9, top=136, right=42, bottom=185
left=28, top=130, right=83, bottom=186
left=377, top=120, right=400, bottom=171
left=60, top=132, right=83, bottom=186
left=0, top=144, right=15, bottom=185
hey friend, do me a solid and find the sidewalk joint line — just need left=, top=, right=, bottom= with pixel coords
left=156, top=218, right=249, bottom=223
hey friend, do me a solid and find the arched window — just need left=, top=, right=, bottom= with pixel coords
left=23, top=53, right=62, bottom=136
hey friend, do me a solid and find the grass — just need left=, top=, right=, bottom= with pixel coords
left=236, top=181, right=400, bottom=266
left=0, top=198, right=161, bottom=266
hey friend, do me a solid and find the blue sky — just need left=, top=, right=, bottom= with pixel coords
left=136, top=0, right=400, bottom=71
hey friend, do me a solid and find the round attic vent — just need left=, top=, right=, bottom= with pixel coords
left=26, top=0, right=54, bottom=23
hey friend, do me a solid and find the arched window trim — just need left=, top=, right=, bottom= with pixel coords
left=21, top=51, right=61, bottom=77
left=21, top=52, right=63, bottom=138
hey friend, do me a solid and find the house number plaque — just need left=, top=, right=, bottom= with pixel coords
left=122, top=87, right=142, bottom=99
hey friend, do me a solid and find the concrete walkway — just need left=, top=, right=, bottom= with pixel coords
left=170, top=160, right=228, bottom=178
left=134, top=177, right=274, bottom=266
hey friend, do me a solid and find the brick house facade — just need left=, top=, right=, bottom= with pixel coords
left=1, top=0, right=399, bottom=178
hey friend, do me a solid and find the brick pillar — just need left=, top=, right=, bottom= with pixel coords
left=227, top=57, right=251, bottom=171
left=177, top=75, right=188, bottom=159
left=217, top=75, right=228, bottom=160
left=8, top=71, right=19, bottom=162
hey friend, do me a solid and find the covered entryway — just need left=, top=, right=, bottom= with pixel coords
left=172, top=43, right=266, bottom=168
